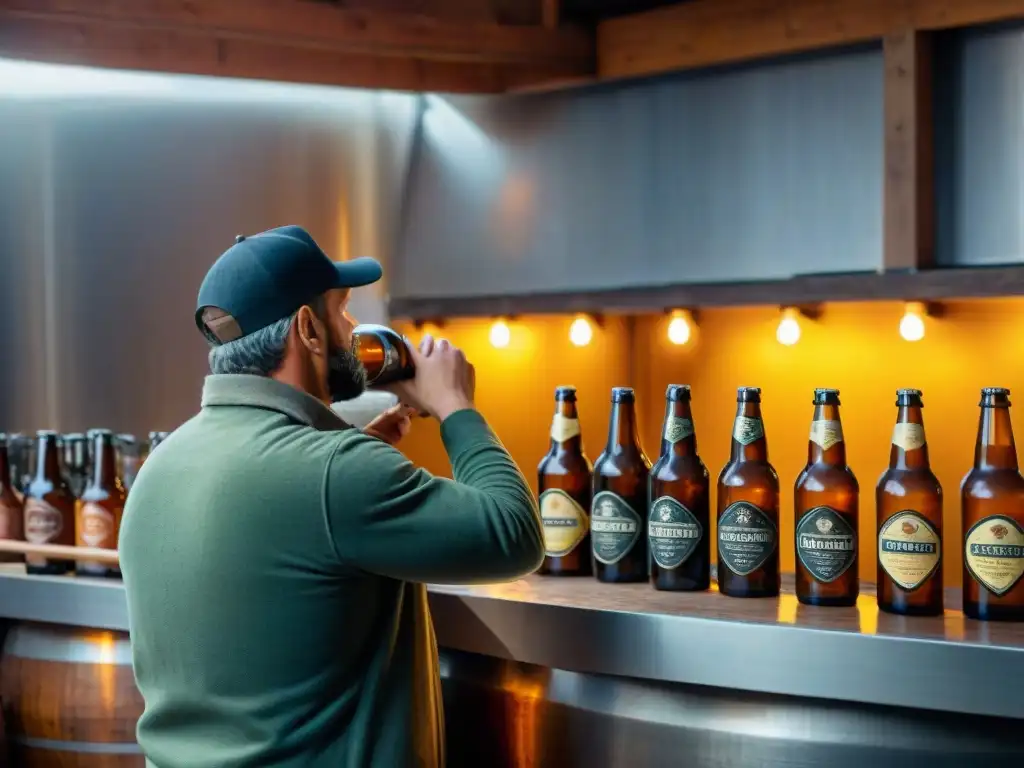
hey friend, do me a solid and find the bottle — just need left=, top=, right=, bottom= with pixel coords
left=537, top=386, right=593, bottom=576
left=717, top=387, right=780, bottom=598
left=61, top=432, right=90, bottom=498
left=794, top=389, right=859, bottom=606
left=0, top=434, right=25, bottom=563
left=876, top=388, right=943, bottom=616
left=22, top=430, right=76, bottom=574
left=648, top=385, right=710, bottom=591
left=116, top=434, right=142, bottom=492
left=962, top=387, right=1024, bottom=621
left=76, top=430, right=126, bottom=579
left=352, top=325, right=415, bottom=387
left=591, top=387, right=651, bottom=583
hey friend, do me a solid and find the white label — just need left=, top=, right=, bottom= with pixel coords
left=732, top=417, right=764, bottom=445
left=24, top=498, right=64, bottom=544
left=663, top=416, right=694, bottom=444
left=550, top=415, right=581, bottom=443
left=809, top=420, right=843, bottom=450
left=78, top=502, right=116, bottom=548
left=892, top=423, right=926, bottom=452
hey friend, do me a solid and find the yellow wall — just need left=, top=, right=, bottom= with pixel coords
left=395, top=298, right=1024, bottom=588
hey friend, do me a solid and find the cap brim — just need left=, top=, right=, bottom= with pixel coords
left=334, top=257, right=383, bottom=288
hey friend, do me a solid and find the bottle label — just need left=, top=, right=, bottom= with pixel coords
left=892, top=423, right=926, bottom=451
left=663, top=417, right=694, bottom=444
left=809, top=420, right=843, bottom=450
left=718, top=501, right=777, bottom=576
left=550, top=415, right=581, bottom=443
left=648, top=496, right=702, bottom=569
left=591, top=491, right=642, bottom=565
left=964, top=516, right=1024, bottom=596
left=78, top=502, right=116, bottom=548
left=878, top=511, right=941, bottom=591
left=24, top=498, right=64, bottom=544
left=795, top=506, right=857, bottom=583
left=539, top=489, right=589, bottom=557
left=732, top=417, right=764, bottom=446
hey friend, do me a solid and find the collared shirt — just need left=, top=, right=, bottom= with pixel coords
left=119, top=374, right=542, bottom=768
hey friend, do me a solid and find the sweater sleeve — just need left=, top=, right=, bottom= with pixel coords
left=322, top=409, right=544, bottom=584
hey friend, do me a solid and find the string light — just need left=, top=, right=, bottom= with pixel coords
left=667, top=309, right=694, bottom=346
left=569, top=315, right=593, bottom=347
left=489, top=318, right=511, bottom=348
left=776, top=307, right=802, bottom=346
left=899, top=301, right=926, bottom=342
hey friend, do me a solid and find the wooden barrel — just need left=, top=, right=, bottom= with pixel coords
left=0, top=622, right=144, bottom=766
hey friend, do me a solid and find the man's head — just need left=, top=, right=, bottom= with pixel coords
left=195, top=226, right=382, bottom=404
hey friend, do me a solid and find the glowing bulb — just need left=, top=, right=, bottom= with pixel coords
left=489, top=319, right=511, bottom=348
left=776, top=307, right=801, bottom=346
left=569, top=316, right=593, bottom=347
left=667, top=310, right=693, bottom=346
left=899, top=302, right=926, bottom=342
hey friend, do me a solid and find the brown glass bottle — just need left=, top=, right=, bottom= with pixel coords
left=717, top=387, right=780, bottom=598
left=537, top=386, right=593, bottom=576
left=591, top=387, right=651, bottom=583
left=116, top=433, right=142, bottom=493
left=23, top=430, right=76, bottom=575
left=0, top=434, right=25, bottom=563
left=61, top=432, right=89, bottom=498
left=649, top=385, right=710, bottom=591
left=961, top=387, right=1024, bottom=621
left=794, top=389, right=859, bottom=606
left=353, top=324, right=415, bottom=387
left=876, top=389, right=944, bottom=616
left=76, top=430, right=126, bottom=579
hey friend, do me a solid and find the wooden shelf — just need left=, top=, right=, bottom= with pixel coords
left=387, top=264, right=1024, bottom=321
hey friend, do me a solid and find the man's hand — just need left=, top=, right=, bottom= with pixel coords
left=363, top=404, right=417, bottom=446
left=382, top=334, right=476, bottom=422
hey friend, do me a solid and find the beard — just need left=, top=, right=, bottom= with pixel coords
left=327, top=343, right=367, bottom=403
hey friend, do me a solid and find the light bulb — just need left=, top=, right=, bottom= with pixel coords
left=569, top=316, right=593, bottom=347
left=667, top=310, right=693, bottom=346
left=489, top=319, right=511, bottom=348
left=776, top=307, right=801, bottom=346
left=899, top=302, right=926, bottom=342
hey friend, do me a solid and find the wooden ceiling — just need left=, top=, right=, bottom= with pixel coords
left=2, top=0, right=1024, bottom=94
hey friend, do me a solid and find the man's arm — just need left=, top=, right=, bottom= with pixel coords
left=323, top=408, right=544, bottom=584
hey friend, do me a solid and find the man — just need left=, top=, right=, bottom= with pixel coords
left=119, top=225, right=544, bottom=767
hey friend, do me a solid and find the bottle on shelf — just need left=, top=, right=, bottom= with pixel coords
left=876, top=388, right=944, bottom=616
left=961, top=387, right=1024, bottom=622
left=23, top=430, right=76, bottom=575
left=648, top=385, right=710, bottom=592
left=0, top=434, right=25, bottom=563
left=591, top=387, right=651, bottom=584
left=717, top=387, right=780, bottom=598
left=794, top=388, right=859, bottom=607
left=76, top=429, right=126, bottom=579
left=115, top=434, right=142, bottom=493
left=352, top=324, right=415, bottom=387
left=61, top=432, right=90, bottom=499
left=537, top=386, right=593, bottom=576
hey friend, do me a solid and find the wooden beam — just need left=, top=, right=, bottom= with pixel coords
left=598, top=0, right=1024, bottom=82
left=0, top=0, right=594, bottom=93
left=884, top=30, right=934, bottom=272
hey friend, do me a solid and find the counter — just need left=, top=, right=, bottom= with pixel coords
left=0, top=566, right=1022, bottom=767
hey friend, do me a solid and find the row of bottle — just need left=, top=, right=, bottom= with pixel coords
left=536, top=385, right=1024, bottom=622
left=0, top=429, right=170, bottom=579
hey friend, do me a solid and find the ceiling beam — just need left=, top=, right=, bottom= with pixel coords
left=0, top=0, right=594, bottom=93
left=598, top=0, right=1024, bottom=82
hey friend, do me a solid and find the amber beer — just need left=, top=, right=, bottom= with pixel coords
left=76, top=430, right=126, bottom=578
left=591, top=387, right=651, bottom=583
left=794, top=389, right=859, bottom=606
left=876, top=389, right=943, bottom=616
left=23, top=430, right=76, bottom=574
left=962, top=387, right=1024, bottom=621
left=648, top=385, right=710, bottom=591
left=718, top=387, right=780, bottom=598
left=0, top=434, right=25, bottom=563
left=537, top=386, right=593, bottom=576
left=353, top=324, right=415, bottom=387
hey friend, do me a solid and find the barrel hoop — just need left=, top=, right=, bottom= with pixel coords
left=11, top=735, right=143, bottom=754
left=4, top=625, right=133, bottom=664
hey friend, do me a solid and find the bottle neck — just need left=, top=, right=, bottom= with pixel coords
left=975, top=405, right=1019, bottom=471
left=660, top=399, right=697, bottom=458
left=89, top=437, right=119, bottom=489
left=889, top=405, right=930, bottom=470
left=549, top=400, right=583, bottom=454
left=731, top=402, right=768, bottom=462
left=34, top=437, right=61, bottom=482
left=606, top=402, right=643, bottom=457
left=0, top=443, right=10, bottom=492
left=808, top=403, right=846, bottom=465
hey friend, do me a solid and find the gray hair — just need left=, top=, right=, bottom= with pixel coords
left=207, top=296, right=326, bottom=376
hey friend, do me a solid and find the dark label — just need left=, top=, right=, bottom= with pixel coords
left=796, top=506, right=857, bottom=583
left=591, top=491, right=642, bottom=565
left=648, top=496, right=702, bottom=569
left=718, top=501, right=777, bottom=576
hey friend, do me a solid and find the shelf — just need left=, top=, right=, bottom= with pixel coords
left=387, top=264, right=1024, bottom=321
